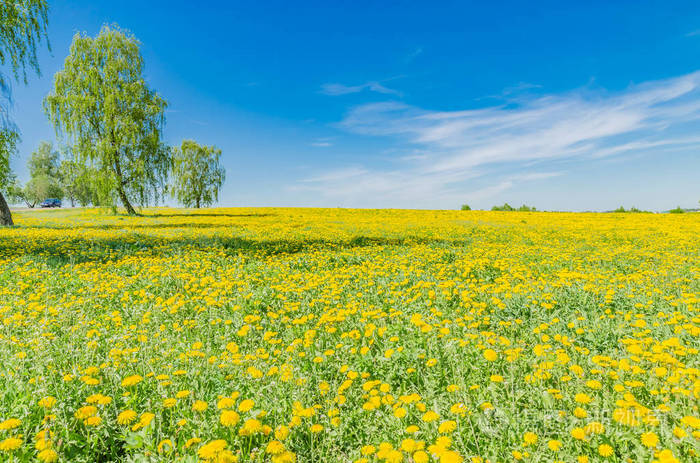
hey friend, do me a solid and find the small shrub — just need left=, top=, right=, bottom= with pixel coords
left=612, top=206, right=651, bottom=213
left=518, top=205, right=536, bottom=212
left=491, top=203, right=515, bottom=211
left=492, top=203, right=536, bottom=212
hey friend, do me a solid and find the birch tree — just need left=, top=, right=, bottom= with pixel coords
left=45, top=25, right=169, bottom=215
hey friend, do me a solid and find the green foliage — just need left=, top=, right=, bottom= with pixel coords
left=59, top=157, right=108, bottom=207
left=492, top=203, right=515, bottom=211
left=5, top=176, right=24, bottom=203
left=491, top=203, right=536, bottom=212
left=22, top=174, right=63, bottom=207
left=170, top=139, right=226, bottom=208
left=0, top=0, right=49, bottom=88
left=669, top=206, right=685, bottom=214
left=517, top=204, right=536, bottom=212
left=0, top=0, right=49, bottom=225
left=0, top=129, right=19, bottom=189
left=10, top=141, right=64, bottom=207
left=0, top=0, right=49, bottom=167
left=58, top=158, right=80, bottom=206
left=44, top=24, right=169, bottom=215
left=612, top=206, right=650, bottom=213
left=460, top=204, right=471, bottom=211
left=28, top=140, right=60, bottom=178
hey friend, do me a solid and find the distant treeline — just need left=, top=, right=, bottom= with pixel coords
left=461, top=203, right=536, bottom=212
left=460, top=203, right=700, bottom=213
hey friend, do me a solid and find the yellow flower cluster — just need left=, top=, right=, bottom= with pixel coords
left=0, top=207, right=698, bottom=462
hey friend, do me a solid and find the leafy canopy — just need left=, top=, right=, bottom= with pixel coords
left=0, top=130, right=19, bottom=188
left=7, top=141, right=63, bottom=208
left=44, top=24, right=169, bottom=214
left=0, top=0, right=49, bottom=87
left=0, top=0, right=49, bottom=189
left=23, top=174, right=63, bottom=207
left=171, top=139, right=226, bottom=208
left=28, top=140, right=60, bottom=179
left=491, top=203, right=537, bottom=212
left=60, top=157, right=109, bottom=207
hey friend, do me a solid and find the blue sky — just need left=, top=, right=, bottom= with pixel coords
left=6, top=0, right=700, bottom=210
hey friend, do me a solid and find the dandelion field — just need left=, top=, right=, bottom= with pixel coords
left=0, top=208, right=698, bottom=463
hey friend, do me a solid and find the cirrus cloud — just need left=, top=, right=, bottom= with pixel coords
left=299, top=71, right=700, bottom=208
left=320, top=81, right=402, bottom=97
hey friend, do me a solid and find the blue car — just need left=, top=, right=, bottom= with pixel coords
left=40, top=198, right=62, bottom=208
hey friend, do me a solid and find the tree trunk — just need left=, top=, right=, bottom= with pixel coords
left=196, top=198, right=200, bottom=208
left=117, top=185, right=136, bottom=215
left=0, top=192, right=13, bottom=226
left=111, top=148, right=136, bottom=215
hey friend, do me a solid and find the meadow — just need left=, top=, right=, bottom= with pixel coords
left=0, top=208, right=698, bottom=463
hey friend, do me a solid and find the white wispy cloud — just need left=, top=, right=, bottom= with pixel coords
left=299, top=71, right=700, bottom=208
left=405, top=47, right=424, bottom=63
left=310, top=137, right=334, bottom=147
left=320, top=81, right=401, bottom=96
left=477, top=81, right=543, bottom=101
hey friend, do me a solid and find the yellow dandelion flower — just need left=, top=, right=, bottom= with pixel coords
left=0, top=437, right=22, bottom=452
left=641, top=431, right=658, bottom=448
left=117, top=410, right=137, bottom=425
left=598, top=444, right=614, bottom=457
left=120, top=375, right=143, bottom=387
